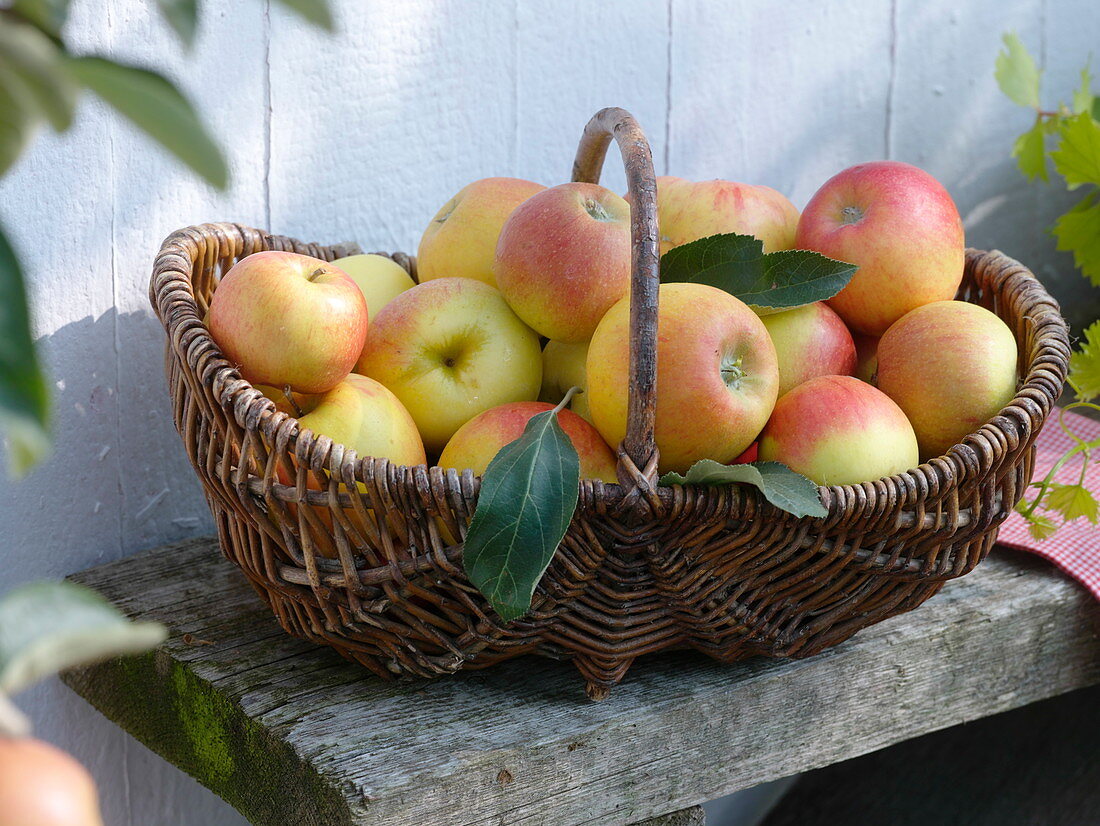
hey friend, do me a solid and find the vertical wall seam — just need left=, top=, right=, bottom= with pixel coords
left=1036, top=0, right=1047, bottom=265
left=664, top=0, right=673, bottom=175
left=513, top=0, right=521, bottom=175
left=884, top=0, right=898, bottom=159
left=262, top=0, right=272, bottom=230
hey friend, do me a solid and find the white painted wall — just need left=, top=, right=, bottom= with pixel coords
left=1, top=1, right=1097, bottom=824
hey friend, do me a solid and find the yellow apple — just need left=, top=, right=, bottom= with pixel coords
left=439, top=401, right=617, bottom=483
left=417, top=177, right=546, bottom=286
left=332, top=254, right=415, bottom=322
left=539, top=339, right=592, bottom=423
left=587, top=282, right=780, bottom=474
left=355, top=277, right=542, bottom=452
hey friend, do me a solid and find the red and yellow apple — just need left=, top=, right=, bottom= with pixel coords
left=0, top=737, right=103, bottom=826
left=439, top=401, right=617, bottom=483
left=494, top=182, right=631, bottom=343
left=795, top=161, right=965, bottom=336
left=758, top=375, right=919, bottom=486
left=875, top=300, right=1018, bottom=460
left=653, top=176, right=800, bottom=255
left=208, top=251, right=367, bottom=393
left=355, top=278, right=542, bottom=452
left=539, top=339, right=592, bottom=423
left=761, top=302, right=857, bottom=397
left=587, top=282, right=780, bottom=474
left=332, top=254, right=416, bottom=322
left=417, top=177, right=546, bottom=286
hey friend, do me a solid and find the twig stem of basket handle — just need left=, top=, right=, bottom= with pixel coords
left=571, top=108, right=661, bottom=489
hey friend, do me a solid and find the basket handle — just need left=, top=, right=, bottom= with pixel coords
left=571, top=108, right=661, bottom=492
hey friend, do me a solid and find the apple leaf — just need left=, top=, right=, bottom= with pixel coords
left=0, top=19, right=76, bottom=133
left=0, top=581, right=167, bottom=696
left=659, top=460, right=827, bottom=519
left=463, top=408, right=580, bottom=622
left=1044, top=483, right=1099, bottom=524
left=1052, top=191, right=1100, bottom=287
left=272, top=0, right=336, bottom=33
left=1069, top=320, right=1100, bottom=401
left=9, top=0, right=71, bottom=37
left=1013, top=119, right=1049, bottom=182
left=1051, top=110, right=1100, bottom=189
left=157, top=0, right=199, bottom=50
left=660, top=233, right=858, bottom=312
left=995, top=33, right=1041, bottom=109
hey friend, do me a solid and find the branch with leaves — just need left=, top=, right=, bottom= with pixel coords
left=0, top=0, right=333, bottom=477
left=996, top=32, right=1100, bottom=539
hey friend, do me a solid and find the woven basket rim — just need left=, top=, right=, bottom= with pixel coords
left=151, top=221, right=1070, bottom=523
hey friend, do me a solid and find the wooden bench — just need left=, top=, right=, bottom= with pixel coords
left=62, top=537, right=1100, bottom=825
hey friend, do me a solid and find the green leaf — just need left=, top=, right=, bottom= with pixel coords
left=463, top=409, right=580, bottom=622
left=272, top=0, right=336, bottom=32
left=9, top=0, right=71, bottom=37
left=0, top=66, right=37, bottom=177
left=1069, top=320, right=1100, bottom=401
left=65, top=56, right=228, bottom=189
left=1044, top=483, right=1099, bottom=523
left=1051, top=110, right=1100, bottom=189
left=1025, top=511, right=1059, bottom=541
left=1073, top=64, right=1095, bottom=115
left=660, top=233, right=858, bottom=312
left=0, top=222, right=50, bottom=477
left=995, top=33, right=1041, bottom=109
left=0, top=581, right=166, bottom=696
left=1012, top=120, right=1049, bottom=181
left=157, top=0, right=199, bottom=49
left=0, top=19, right=76, bottom=132
left=659, top=459, right=828, bottom=519
left=1052, top=191, right=1100, bottom=287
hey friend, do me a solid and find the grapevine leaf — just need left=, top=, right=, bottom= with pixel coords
left=0, top=222, right=50, bottom=476
left=995, top=33, right=1041, bottom=109
left=463, top=410, right=580, bottom=622
left=65, top=56, right=228, bottom=189
left=1052, top=192, right=1100, bottom=287
left=659, top=459, right=827, bottom=518
left=157, top=0, right=199, bottom=49
left=1073, top=64, right=1095, bottom=115
left=1044, top=483, right=1099, bottom=523
left=0, top=581, right=167, bottom=696
left=660, top=233, right=858, bottom=312
left=1012, top=119, right=1048, bottom=181
left=1069, top=320, right=1100, bottom=401
left=1051, top=111, right=1100, bottom=189
left=1025, top=512, right=1059, bottom=541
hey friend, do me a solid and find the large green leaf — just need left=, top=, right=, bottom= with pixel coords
left=995, top=33, right=1041, bottom=109
left=157, top=0, right=199, bottom=49
left=660, top=459, right=827, bottom=518
left=1012, top=119, right=1048, bottom=182
left=660, top=232, right=858, bottom=313
left=65, top=56, right=228, bottom=189
left=0, top=19, right=76, bottom=132
left=1052, top=191, right=1100, bottom=287
left=0, top=581, right=166, bottom=696
left=463, top=409, right=580, bottom=622
left=0, top=222, right=50, bottom=476
left=9, top=0, right=71, bottom=37
left=1051, top=110, right=1100, bottom=189
left=272, top=0, right=336, bottom=32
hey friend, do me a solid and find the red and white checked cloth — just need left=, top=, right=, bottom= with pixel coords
left=997, top=407, right=1100, bottom=598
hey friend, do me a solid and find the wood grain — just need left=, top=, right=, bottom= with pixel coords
left=63, top=537, right=1099, bottom=826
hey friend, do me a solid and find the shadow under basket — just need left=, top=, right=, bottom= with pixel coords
left=149, top=108, right=1071, bottom=699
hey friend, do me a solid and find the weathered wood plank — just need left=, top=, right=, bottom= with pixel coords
left=62, top=538, right=1100, bottom=826
left=761, top=684, right=1100, bottom=826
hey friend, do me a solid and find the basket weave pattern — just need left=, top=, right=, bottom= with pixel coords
left=150, top=110, right=1071, bottom=698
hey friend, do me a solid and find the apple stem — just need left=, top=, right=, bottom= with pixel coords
left=282, top=385, right=304, bottom=418
left=552, top=386, right=582, bottom=415
left=0, top=692, right=31, bottom=738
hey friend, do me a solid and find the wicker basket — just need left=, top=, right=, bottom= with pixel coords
left=150, top=108, right=1071, bottom=699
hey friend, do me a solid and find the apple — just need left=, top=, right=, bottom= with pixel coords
left=875, top=300, right=1018, bottom=460
left=439, top=401, right=617, bottom=483
left=539, top=339, right=592, bottom=423
left=417, top=177, right=546, bottom=286
left=733, top=442, right=758, bottom=464
left=852, top=332, right=879, bottom=383
left=761, top=302, right=857, bottom=397
left=355, top=277, right=542, bottom=452
left=494, top=182, right=631, bottom=343
left=208, top=251, right=367, bottom=393
left=653, top=176, right=800, bottom=255
left=758, top=375, right=919, bottom=486
left=0, top=737, right=103, bottom=826
left=795, top=161, right=965, bottom=336
left=587, top=282, right=779, bottom=474
left=332, top=254, right=416, bottom=321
